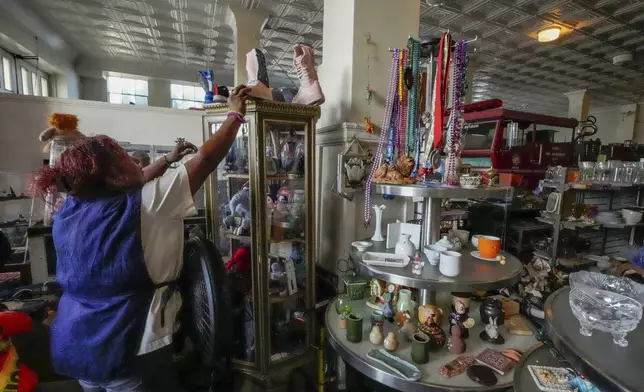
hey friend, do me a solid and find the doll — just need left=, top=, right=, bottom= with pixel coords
left=39, top=113, right=85, bottom=153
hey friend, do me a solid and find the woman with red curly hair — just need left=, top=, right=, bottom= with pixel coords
left=33, top=86, right=251, bottom=392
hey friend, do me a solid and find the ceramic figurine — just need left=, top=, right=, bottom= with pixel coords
left=419, top=321, right=446, bottom=350
left=381, top=292, right=396, bottom=323
left=479, top=298, right=505, bottom=344
left=418, top=304, right=443, bottom=325
left=399, top=318, right=416, bottom=341
left=449, top=299, right=470, bottom=339
left=384, top=332, right=399, bottom=351
left=369, top=325, right=384, bottom=345
left=448, top=325, right=466, bottom=354
left=411, top=253, right=424, bottom=275
left=480, top=317, right=505, bottom=344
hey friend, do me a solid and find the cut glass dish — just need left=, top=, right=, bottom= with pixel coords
left=569, top=271, right=644, bottom=347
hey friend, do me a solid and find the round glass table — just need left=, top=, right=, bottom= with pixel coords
left=544, top=287, right=644, bottom=392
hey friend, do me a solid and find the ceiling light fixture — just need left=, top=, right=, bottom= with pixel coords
left=537, top=27, right=561, bottom=42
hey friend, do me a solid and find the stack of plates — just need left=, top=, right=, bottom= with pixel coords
left=596, top=211, right=623, bottom=225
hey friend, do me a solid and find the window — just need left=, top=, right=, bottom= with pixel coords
left=31, top=72, right=38, bottom=96
left=21, top=67, right=30, bottom=95
left=1, top=57, right=13, bottom=91
left=107, top=76, right=148, bottom=105
left=171, top=83, right=204, bottom=109
left=40, top=77, right=48, bottom=97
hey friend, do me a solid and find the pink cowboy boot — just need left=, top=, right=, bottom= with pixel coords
left=246, top=48, right=273, bottom=101
left=292, top=45, right=325, bottom=105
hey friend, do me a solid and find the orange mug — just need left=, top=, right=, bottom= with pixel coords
left=478, top=236, right=501, bottom=259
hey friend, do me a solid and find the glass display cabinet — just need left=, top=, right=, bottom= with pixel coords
left=202, top=101, right=320, bottom=384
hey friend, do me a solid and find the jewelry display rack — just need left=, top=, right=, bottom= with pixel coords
left=202, top=101, right=319, bottom=386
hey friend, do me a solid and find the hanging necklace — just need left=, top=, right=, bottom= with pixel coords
left=406, top=37, right=420, bottom=157
left=432, top=32, right=452, bottom=150
left=364, top=49, right=400, bottom=225
left=396, top=50, right=408, bottom=160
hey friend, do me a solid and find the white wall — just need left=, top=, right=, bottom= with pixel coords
left=0, top=94, right=203, bottom=173
left=590, top=103, right=639, bottom=144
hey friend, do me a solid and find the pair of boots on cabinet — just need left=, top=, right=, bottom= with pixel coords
left=246, top=45, right=324, bottom=106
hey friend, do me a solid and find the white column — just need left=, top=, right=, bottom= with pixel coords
left=564, top=89, right=591, bottom=121
left=316, top=0, right=421, bottom=273
left=147, top=78, right=171, bottom=108
left=225, top=4, right=269, bottom=86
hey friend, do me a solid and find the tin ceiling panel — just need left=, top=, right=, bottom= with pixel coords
left=420, top=0, right=644, bottom=116
left=18, top=0, right=644, bottom=113
left=23, top=0, right=322, bottom=86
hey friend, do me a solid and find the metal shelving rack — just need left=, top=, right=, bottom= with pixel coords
left=538, top=171, right=644, bottom=264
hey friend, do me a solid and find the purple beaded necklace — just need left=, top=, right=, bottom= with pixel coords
left=364, top=49, right=400, bottom=225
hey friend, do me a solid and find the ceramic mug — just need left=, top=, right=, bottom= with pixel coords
left=439, top=251, right=462, bottom=277
left=471, top=234, right=482, bottom=249
left=418, top=304, right=443, bottom=325
left=411, top=332, right=430, bottom=364
left=478, top=235, right=501, bottom=259
left=424, top=244, right=447, bottom=266
left=346, top=314, right=363, bottom=343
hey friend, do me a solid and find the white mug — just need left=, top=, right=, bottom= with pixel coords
left=424, top=244, right=447, bottom=266
left=439, top=251, right=462, bottom=277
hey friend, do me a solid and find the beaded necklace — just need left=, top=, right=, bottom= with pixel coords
left=443, top=40, right=468, bottom=186
left=396, top=50, right=408, bottom=159
left=406, top=38, right=420, bottom=157
left=364, top=49, right=400, bottom=224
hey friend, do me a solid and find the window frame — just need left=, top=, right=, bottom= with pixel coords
left=107, top=75, right=149, bottom=106
left=170, top=82, right=205, bottom=109
left=0, top=50, right=16, bottom=92
left=16, top=60, right=49, bottom=96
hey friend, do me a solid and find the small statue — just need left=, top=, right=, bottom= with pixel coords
left=381, top=292, right=396, bottom=323
left=448, top=324, right=466, bottom=354
left=411, top=254, right=424, bottom=276
left=364, top=117, right=375, bottom=134
left=396, top=155, right=415, bottom=178
left=449, top=299, right=470, bottom=339
left=480, top=317, right=505, bottom=344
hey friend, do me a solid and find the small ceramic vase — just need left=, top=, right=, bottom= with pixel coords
left=399, top=319, right=416, bottom=341
left=369, top=325, right=384, bottom=345
left=371, top=310, right=384, bottom=330
left=396, top=289, right=413, bottom=317
left=346, top=314, right=363, bottom=343
left=411, top=332, right=430, bottom=364
left=395, top=233, right=416, bottom=257
left=384, top=332, right=399, bottom=351
left=479, top=298, right=505, bottom=325
left=339, top=317, right=347, bottom=329
left=382, top=293, right=396, bottom=323
left=448, top=325, right=466, bottom=354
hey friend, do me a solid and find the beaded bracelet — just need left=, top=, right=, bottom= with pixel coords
left=227, top=111, right=245, bottom=123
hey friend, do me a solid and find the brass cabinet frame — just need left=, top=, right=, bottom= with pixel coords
left=203, top=101, right=320, bottom=384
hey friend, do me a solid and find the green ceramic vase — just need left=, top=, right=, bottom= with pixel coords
left=346, top=314, right=363, bottom=343
left=411, top=332, right=430, bottom=364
